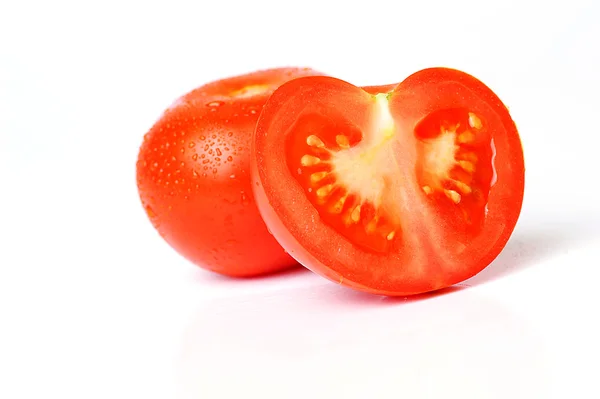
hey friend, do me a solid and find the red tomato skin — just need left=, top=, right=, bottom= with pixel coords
left=137, top=67, right=323, bottom=277
left=252, top=71, right=524, bottom=295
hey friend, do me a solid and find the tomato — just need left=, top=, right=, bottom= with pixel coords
left=251, top=68, right=525, bottom=295
left=136, top=67, right=323, bottom=277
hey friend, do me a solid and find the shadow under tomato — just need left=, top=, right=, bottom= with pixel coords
left=190, top=262, right=308, bottom=283
left=466, top=211, right=600, bottom=286
left=176, top=282, right=551, bottom=399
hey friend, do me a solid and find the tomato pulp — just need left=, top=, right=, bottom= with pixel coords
left=137, top=67, right=322, bottom=277
left=252, top=68, right=525, bottom=295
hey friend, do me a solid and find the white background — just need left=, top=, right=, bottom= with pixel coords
left=1, top=0, right=599, bottom=398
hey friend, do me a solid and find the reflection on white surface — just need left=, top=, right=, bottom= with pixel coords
left=177, top=285, right=549, bottom=398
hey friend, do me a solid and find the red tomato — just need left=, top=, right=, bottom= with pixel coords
left=252, top=68, right=525, bottom=295
left=137, top=67, right=322, bottom=277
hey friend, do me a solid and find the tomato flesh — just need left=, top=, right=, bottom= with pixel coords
left=252, top=69, right=524, bottom=295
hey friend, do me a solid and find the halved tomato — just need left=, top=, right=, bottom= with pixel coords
left=251, top=68, right=525, bottom=296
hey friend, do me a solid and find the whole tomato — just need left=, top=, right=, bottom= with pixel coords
left=136, top=67, right=322, bottom=276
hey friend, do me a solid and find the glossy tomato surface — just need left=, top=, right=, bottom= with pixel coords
left=252, top=68, right=525, bottom=295
left=137, top=67, right=322, bottom=277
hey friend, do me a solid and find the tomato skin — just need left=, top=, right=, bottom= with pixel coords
left=252, top=70, right=524, bottom=295
left=136, top=67, right=323, bottom=277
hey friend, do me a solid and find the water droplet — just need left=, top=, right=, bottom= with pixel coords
left=201, top=154, right=206, bottom=159
left=224, top=147, right=230, bottom=151
left=192, top=154, right=198, bottom=161
left=180, top=161, right=185, bottom=167
left=240, top=191, right=248, bottom=204
left=145, top=205, right=155, bottom=218
left=215, top=157, right=220, bottom=162
left=250, top=109, right=257, bottom=114
left=206, top=100, right=224, bottom=107
left=203, top=166, right=208, bottom=171
left=153, top=162, right=158, bottom=168
left=158, top=168, right=163, bottom=174
left=171, top=156, right=176, bottom=161
left=212, top=168, right=217, bottom=174
left=208, top=149, right=213, bottom=155
left=180, top=148, right=185, bottom=154
left=204, top=144, right=209, bottom=151
left=229, top=174, right=236, bottom=179
left=188, top=142, right=195, bottom=148
left=202, top=159, right=210, bottom=164
left=202, top=173, right=208, bottom=177
left=192, top=170, right=198, bottom=178
left=308, top=187, right=312, bottom=193
left=174, top=179, right=179, bottom=184
left=180, top=131, right=186, bottom=136
left=212, top=134, right=216, bottom=139
left=228, top=132, right=233, bottom=137
left=180, top=139, right=185, bottom=144
left=200, top=135, right=206, bottom=141
left=184, top=195, right=189, bottom=200
left=227, top=156, right=233, bottom=162
left=216, top=148, right=222, bottom=156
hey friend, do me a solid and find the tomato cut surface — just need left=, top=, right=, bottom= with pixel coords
left=137, top=67, right=322, bottom=277
left=252, top=68, right=524, bottom=295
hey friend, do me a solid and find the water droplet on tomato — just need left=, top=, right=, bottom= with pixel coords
left=201, top=154, right=206, bottom=159
left=228, top=132, right=233, bottom=137
left=145, top=205, right=156, bottom=218
left=227, top=156, right=233, bottom=162
left=204, top=144, right=209, bottom=151
left=206, top=101, right=224, bottom=107
left=200, top=135, right=206, bottom=141
left=188, top=142, right=195, bottom=148
left=216, top=148, right=222, bottom=156
left=240, top=191, right=249, bottom=205
left=192, top=154, right=198, bottom=161
left=208, top=149, right=213, bottom=155
left=212, top=168, right=217, bottom=174
left=229, top=174, right=236, bottom=179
